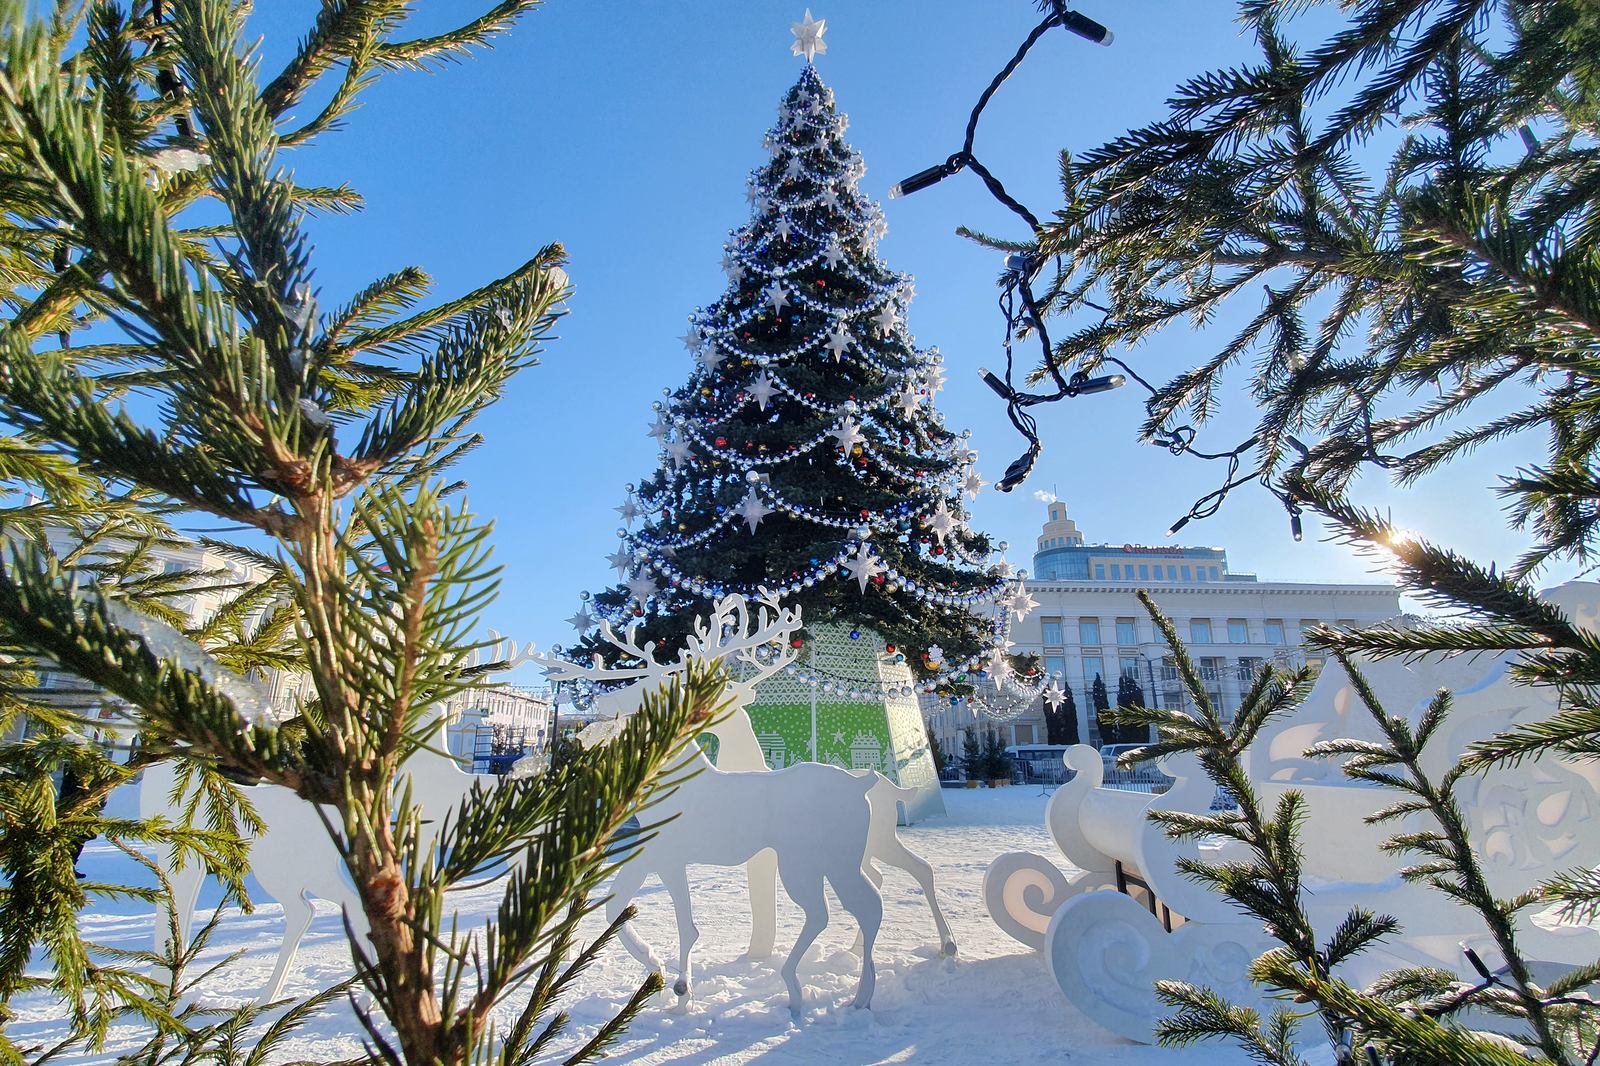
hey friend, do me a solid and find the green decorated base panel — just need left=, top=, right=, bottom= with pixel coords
left=748, top=623, right=945, bottom=824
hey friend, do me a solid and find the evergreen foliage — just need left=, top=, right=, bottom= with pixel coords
left=1000, top=0, right=1600, bottom=570
left=1019, top=2, right=1600, bottom=1059
left=1112, top=672, right=1146, bottom=745
left=580, top=66, right=1014, bottom=679
left=1119, top=590, right=1598, bottom=1063
left=0, top=3, right=713, bottom=1063
left=961, top=725, right=982, bottom=781
left=980, top=729, right=1010, bottom=782
left=1043, top=685, right=1078, bottom=745
left=925, top=719, right=946, bottom=775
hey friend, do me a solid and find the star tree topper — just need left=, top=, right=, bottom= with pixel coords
left=791, top=9, right=827, bottom=63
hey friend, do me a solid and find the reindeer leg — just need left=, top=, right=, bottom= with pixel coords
left=261, top=892, right=316, bottom=1003
left=606, top=864, right=666, bottom=979
left=155, top=859, right=205, bottom=991
left=880, top=834, right=957, bottom=957
left=778, top=865, right=829, bottom=1017
left=659, top=865, right=698, bottom=1005
left=745, top=848, right=778, bottom=960
left=850, top=861, right=883, bottom=955
left=827, top=866, right=882, bottom=1010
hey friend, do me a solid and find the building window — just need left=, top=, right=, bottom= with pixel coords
left=1210, top=566, right=1220, bottom=581
left=1228, top=619, right=1248, bottom=643
left=1167, top=565, right=1177, bottom=580
left=1116, top=618, right=1138, bottom=646
left=1094, top=564, right=1105, bottom=580
left=1264, top=620, right=1286, bottom=645
left=1180, top=565, right=1192, bottom=581
left=1044, top=654, right=1066, bottom=679
left=1119, top=655, right=1140, bottom=680
left=1041, top=617, right=1063, bottom=646
left=1299, top=619, right=1321, bottom=641
left=1337, top=618, right=1357, bottom=630
left=1083, top=656, right=1104, bottom=683
left=1079, top=618, right=1101, bottom=645
left=1190, top=619, right=1213, bottom=644
left=1110, top=563, right=1121, bottom=579
left=1236, top=656, right=1262, bottom=683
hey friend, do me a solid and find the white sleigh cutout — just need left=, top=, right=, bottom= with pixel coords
left=986, top=581, right=1600, bottom=1042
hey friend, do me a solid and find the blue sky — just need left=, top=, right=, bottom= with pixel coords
left=241, top=2, right=1566, bottom=657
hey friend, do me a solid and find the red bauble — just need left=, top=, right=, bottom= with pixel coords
left=886, top=644, right=897, bottom=654
left=872, top=574, right=886, bottom=585
left=715, top=436, right=727, bottom=447
left=790, top=638, right=804, bottom=648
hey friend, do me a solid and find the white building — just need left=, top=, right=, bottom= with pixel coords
left=10, top=531, right=550, bottom=769
left=927, top=503, right=1401, bottom=754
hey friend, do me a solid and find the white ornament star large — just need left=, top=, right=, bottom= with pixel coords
left=896, top=387, right=922, bottom=418
left=647, top=415, right=669, bottom=440
left=736, top=489, right=773, bottom=533
left=764, top=280, right=790, bottom=315
left=820, top=187, right=840, bottom=210
left=926, top=500, right=956, bottom=545
left=791, top=8, right=827, bottom=63
left=824, top=325, right=851, bottom=361
left=822, top=239, right=845, bottom=268
left=993, top=558, right=1015, bottom=579
left=844, top=541, right=883, bottom=593
left=696, top=345, right=726, bottom=372
left=963, top=468, right=987, bottom=500
left=722, top=253, right=746, bottom=283
left=615, top=498, right=640, bottom=526
left=873, top=304, right=898, bottom=335
left=784, top=155, right=804, bottom=180
left=680, top=325, right=703, bottom=352
left=665, top=437, right=693, bottom=466
left=775, top=218, right=793, bottom=243
left=830, top=418, right=864, bottom=453
left=1006, top=581, right=1039, bottom=621
left=749, top=373, right=778, bottom=410
left=626, top=572, right=658, bottom=604
left=1043, top=679, right=1066, bottom=709
left=567, top=607, right=595, bottom=634
left=606, top=548, right=632, bottom=576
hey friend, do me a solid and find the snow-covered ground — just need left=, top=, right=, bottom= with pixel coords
left=12, top=784, right=1254, bottom=1064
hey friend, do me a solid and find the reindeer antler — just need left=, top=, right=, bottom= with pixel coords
left=532, top=617, right=670, bottom=686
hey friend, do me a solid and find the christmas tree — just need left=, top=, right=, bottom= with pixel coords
left=578, top=59, right=1033, bottom=693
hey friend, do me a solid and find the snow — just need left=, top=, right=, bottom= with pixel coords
left=13, top=784, right=1255, bottom=1064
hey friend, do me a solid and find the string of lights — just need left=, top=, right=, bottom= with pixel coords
left=884, top=2, right=1342, bottom=540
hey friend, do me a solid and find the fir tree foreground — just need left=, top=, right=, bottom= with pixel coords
left=581, top=66, right=1026, bottom=691
left=0, top=3, right=713, bottom=1064
left=997, top=0, right=1600, bottom=1060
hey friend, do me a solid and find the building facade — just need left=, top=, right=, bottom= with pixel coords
left=9, top=531, right=551, bottom=770
left=926, top=503, right=1402, bottom=755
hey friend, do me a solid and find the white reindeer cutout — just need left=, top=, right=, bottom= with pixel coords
left=608, top=725, right=883, bottom=1013
left=143, top=711, right=493, bottom=1002
left=537, top=595, right=951, bottom=1008
left=701, top=708, right=957, bottom=961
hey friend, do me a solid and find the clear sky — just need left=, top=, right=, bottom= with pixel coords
left=241, top=2, right=1568, bottom=662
